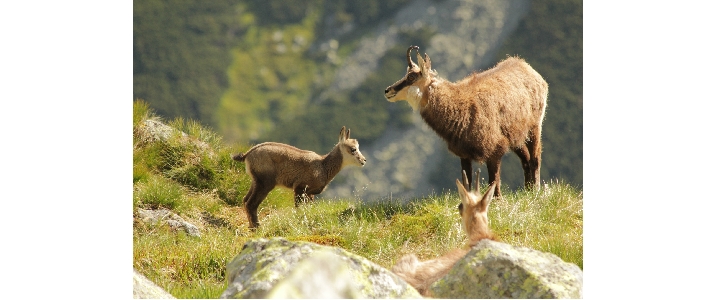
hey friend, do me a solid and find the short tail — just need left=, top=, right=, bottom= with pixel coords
left=232, top=153, right=246, bottom=162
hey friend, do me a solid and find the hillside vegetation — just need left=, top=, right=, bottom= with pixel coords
left=133, top=101, right=583, bottom=298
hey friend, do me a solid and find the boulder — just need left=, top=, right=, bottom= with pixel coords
left=220, top=237, right=421, bottom=299
left=138, top=119, right=178, bottom=143
left=136, top=208, right=201, bottom=238
left=134, top=119, right=210, bottom=151
left=133, top=269, right=175, bottom=299
left=430, top=239, right=582, bottom=298
left=266, top=251, right=363, bottom=298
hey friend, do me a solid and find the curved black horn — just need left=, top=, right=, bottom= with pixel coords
left=406, top=45, right=419, bottom=67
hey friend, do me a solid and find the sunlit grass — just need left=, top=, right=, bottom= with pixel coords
left=490, top=180, right=583, bottom=269
left=133, top=184, right=582, bottom=298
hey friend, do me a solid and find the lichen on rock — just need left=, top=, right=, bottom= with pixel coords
left=220, top=237, right=421, bottom=299
left=430, top=239, right=582, bottom=298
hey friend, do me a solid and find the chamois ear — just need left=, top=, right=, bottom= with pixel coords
left=339, top=126, right=346, bottom=142
left=480, top=182, right=496, bottom=212
left=421, top=53, right=432, bottom=78
left=417, top=54, right=425, bottom=73
left=455, top=178, right=470, bottom=204
left=346, top=128, right=351, bottom=139
left=461, top=170, right=470, bottom=191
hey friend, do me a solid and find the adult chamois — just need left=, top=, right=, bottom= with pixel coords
left=384, top=46, right=548, bottom=197
left=232, top=126, right=366, bottom=229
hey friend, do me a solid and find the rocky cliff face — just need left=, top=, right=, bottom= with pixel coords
left=319, top=0, right=531, bottom=201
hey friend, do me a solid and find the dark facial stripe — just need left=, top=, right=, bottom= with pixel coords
left=389, top=73, right=419, bottom=92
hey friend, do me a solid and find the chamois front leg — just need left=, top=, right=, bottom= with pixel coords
left=460, top=158, right=473, bottom=190
left=293, top=185, right=315, bottom=207
left=486, top=157, right=502, bottom=198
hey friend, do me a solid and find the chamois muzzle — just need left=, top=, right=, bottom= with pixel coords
left=355, top=150, right=367, bottom=166
left=384, top=86, right=393, bottom=98
left=384, top=85, right=397, bottom=101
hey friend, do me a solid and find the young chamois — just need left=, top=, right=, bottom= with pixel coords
left=391, top=171, right=497, bottom=296
left=384, top=46, right=548, bottom=197
left=232, top=126, right=366, bottom=229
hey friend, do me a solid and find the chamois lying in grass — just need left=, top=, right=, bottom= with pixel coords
left=384, top=46, right=548, bottom=197
left=392, top=171, right=497, bottom=296
left=232, top=126, right=366, bottom=229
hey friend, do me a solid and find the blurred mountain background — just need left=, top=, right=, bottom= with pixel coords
left=133, top=0, right=582, bottom=200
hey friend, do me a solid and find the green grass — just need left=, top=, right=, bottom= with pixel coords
left=132, top=100, right=583, bottom=298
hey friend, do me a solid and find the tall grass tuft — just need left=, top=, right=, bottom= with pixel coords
left=490, top=180, right=583, bottom=269
left=133, top=99, right=152, bottom=128
left=134, top=174, right=184, bottom=210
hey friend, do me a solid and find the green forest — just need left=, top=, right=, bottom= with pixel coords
left=133, top=0, right=582, bottom=190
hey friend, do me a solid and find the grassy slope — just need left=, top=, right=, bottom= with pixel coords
left=132, top=101, right=583, bottom=298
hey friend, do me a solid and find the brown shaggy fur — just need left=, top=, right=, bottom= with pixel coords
left=391, top=172, right=497, bottom=296
left=232, top=127, right=366, bottom=229
left=385, top=46, right=548, bottom=197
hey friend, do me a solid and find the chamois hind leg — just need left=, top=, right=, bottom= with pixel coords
left=526, top=127, right=542, bottom=190
left=244, top=177, right=275, bottom=229
left=486, top=157, right=502, bottom=198
left=242, top=181, right=258, bottom=228
left=460, top=158, right=473, bottom=190
left=512, top=144, right=533, bottom=190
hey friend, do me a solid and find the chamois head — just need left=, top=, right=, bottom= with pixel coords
left=384, top=45, right=436, bottom=110
left=338, top=126, right=366, bottom=167
left=455, top=171, right=496, bottom=243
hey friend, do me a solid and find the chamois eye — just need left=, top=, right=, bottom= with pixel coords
left=407, top=73, right=417, bottom=81
left=350, top=147, right=357, bottom=153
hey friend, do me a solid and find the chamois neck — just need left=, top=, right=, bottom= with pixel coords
left=419, top=77, right=448, bottom=111
left=322, top=145, right=344, bottom=181
left=419, top=78, right=466, bottom=123
left=467, top=230, right=497, bottom=246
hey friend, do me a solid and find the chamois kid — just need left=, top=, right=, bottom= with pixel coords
left=232, top=126, right=366, bottom=229
left=391, top=172, right=497, bottom=296
left=384, top=46, right=548, bottom=197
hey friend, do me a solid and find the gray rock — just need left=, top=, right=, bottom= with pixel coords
left=133, top=269, right=175, bottom=299
left=134, top=118, right=210, bottom=152
left=430, top=239, right=583, bottom=298
left=266, top=251, right=364, bottom=298
left=139, top=119, right=178, bottom=142
left=220, top=237, right=421, bottom=299
left=136, top=208, right=201, bottom=238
